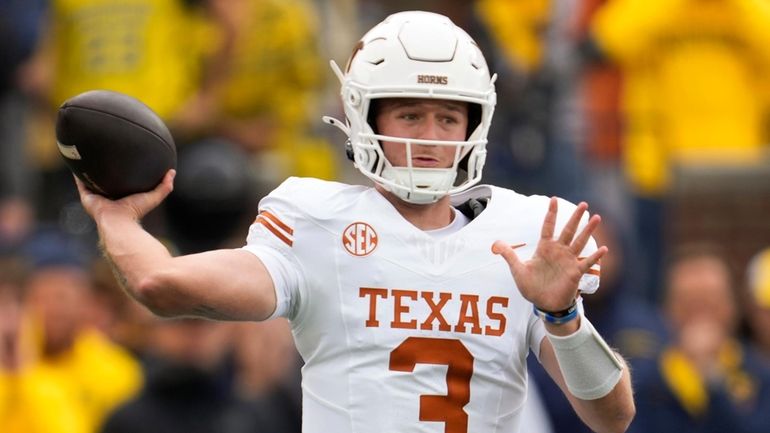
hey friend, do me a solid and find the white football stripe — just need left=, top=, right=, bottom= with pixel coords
left=57, top=141, right=82, bottom=160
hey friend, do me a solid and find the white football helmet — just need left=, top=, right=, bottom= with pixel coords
left=324, top=11, right=497, bottom=204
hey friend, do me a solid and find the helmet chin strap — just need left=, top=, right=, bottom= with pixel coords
left=380, top=166, right=458, bottom=204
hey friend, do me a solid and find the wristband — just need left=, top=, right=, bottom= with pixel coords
left=533, top=301, right=579, bottom=325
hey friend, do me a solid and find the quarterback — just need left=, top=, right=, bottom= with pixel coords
left=76, top=11, right=635, bottom=433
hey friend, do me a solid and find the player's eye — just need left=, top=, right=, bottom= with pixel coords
left=440, top=114, right=460, bottom=125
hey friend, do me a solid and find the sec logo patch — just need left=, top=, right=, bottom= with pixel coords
left=342, top=222, right=378, bottom=256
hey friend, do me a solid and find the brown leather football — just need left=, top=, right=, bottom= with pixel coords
left=56, top=90, right=176, bottom=199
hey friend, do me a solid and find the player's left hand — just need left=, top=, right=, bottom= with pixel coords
left=492, top=197, right=607, bottom=312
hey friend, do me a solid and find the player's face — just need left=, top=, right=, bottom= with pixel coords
left=375, top=98, right=469, bottom=168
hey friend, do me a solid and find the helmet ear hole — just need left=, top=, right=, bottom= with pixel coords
left=363, top=99, right=381, bottom=170
left=458, top=152, right=471, bottom=174
left=367, top=99, right=381, bottom=135
left=466, top=103, right=482, bottom=140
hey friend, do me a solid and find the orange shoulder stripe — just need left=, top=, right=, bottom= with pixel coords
left=256, top=217, right=293, bottom=247
left=260, top=211, right=293, bottom=235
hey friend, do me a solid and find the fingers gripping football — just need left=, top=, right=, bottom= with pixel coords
left=75, top=170, right=176, bottom=222
left=492, top=197, right=607, bottom=312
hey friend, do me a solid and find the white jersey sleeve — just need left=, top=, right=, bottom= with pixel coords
left=241, top=178, right=306, bottom=320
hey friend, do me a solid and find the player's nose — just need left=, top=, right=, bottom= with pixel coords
left=416, top=116, right=441, bottom=142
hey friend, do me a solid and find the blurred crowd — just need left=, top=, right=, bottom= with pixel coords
left=1, top=0, right=770, bottom=432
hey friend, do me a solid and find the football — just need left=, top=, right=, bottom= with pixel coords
left=56, top=90, right=177, bottom=199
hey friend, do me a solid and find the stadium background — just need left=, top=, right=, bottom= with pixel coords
left=1, top=0, right=770, bottom=432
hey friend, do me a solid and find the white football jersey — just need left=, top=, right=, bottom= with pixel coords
left=242, top=177, right=600, bottom=433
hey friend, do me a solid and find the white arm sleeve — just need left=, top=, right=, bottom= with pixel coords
left=546, top=315, right=624, bottom=400
left=240, top=178, right=306, bottom=320
left=241, top=243, right=301, bottom=319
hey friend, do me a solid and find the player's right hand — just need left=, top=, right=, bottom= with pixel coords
left=75, top=169, right=175, bottom=222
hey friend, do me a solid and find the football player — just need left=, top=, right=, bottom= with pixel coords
left=76, top=11, right=634, bottom=433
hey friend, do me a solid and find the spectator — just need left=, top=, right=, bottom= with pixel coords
left=101, top=318, right=272, bottom=433
left=573, top=0, right=631, bottom=231
left=20, top=227, right=142, bottom=433
left=22, top=0, right=210, bottom=222
left=741, top=246, right=770, bottom=433
left=744, top=247, right=770, bottom=364
left=588, top=0, right=770, bottom=301
left=89, top=257, right=157, bottom=354
left=175, top=0, right=337, bottom=187
left=0, top=0, right=46, bottom=246
left=475, top=0, right=588, bottom=202
left=629, top=245, right=770, bottom=433
left=230, top=319, right=302, bottom=433
left=0, top=254, right=93, bottom=433
left=163, top=139, right=260, bottom=255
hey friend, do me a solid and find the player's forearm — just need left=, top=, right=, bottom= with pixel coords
left=571, top=357, right=635, bottom=433
left=96, top=210, right=176, bottom=313
left=96, top=209, right=278, bottom=321
left=542, top=317, right=635, bottom=433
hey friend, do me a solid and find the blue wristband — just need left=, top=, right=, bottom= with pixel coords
left=533, top=301, right=579, bottom=325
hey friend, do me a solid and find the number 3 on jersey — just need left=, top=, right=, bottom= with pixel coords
left=389, top=337, right=474, bottom=433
